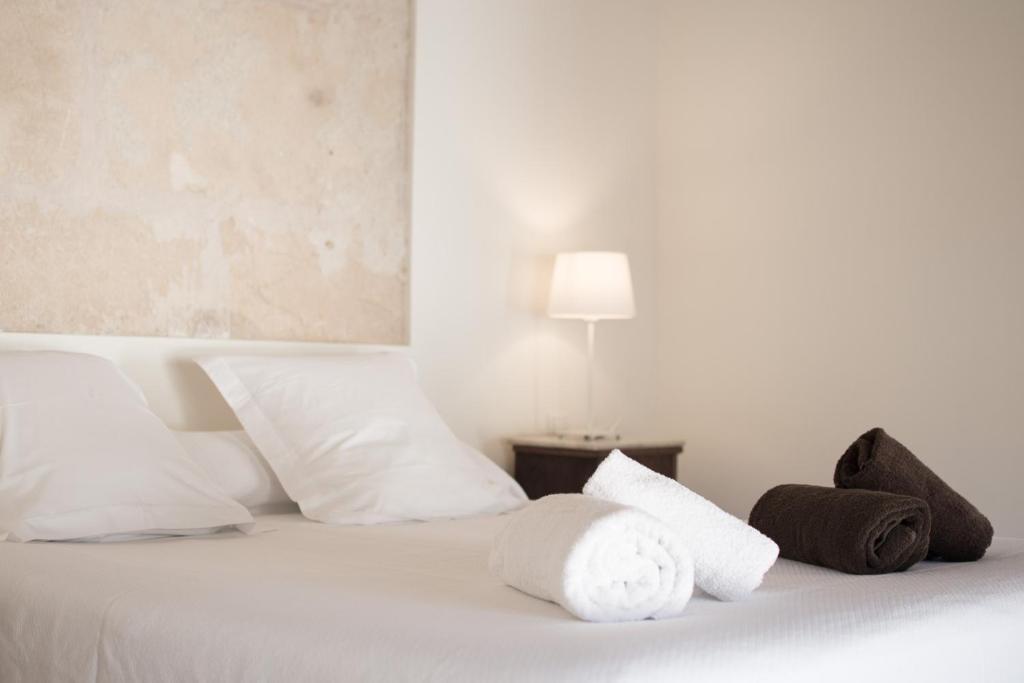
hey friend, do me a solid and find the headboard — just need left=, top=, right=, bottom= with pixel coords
left=0, top=332, right=404, bottom=431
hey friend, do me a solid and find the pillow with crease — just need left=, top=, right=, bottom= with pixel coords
left=175, top=430, right=295, bottom=514
left=198, top=353, right=527, bottom=525
left=0, top=351, right=253, bottom=542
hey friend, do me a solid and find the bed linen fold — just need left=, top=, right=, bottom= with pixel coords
left=583, top=450, right=778, bottom=600
left=749, top=484, right=931, bottom=574
left=488, top=494, right=694, bottom=622
left=835, top=427, right=993, bottom=561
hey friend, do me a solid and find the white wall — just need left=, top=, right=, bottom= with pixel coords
left=654, top=0, right=1024, bottom=535
left=411, top=0, right=662, bottom=469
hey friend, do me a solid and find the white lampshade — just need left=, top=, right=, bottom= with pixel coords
left=547, top=251, right=635, bottom=321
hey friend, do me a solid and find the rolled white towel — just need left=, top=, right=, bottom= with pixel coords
left=489, top=494, right=694, bottom=622
left=583, top=450, right=779, bottom=601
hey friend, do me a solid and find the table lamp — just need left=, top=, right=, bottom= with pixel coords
left=547, top=251, right=635, bottom=440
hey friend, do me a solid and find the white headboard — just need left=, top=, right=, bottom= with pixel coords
left=0, top=332, right=405, bottom=431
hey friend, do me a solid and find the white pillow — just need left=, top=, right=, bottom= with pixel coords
left=0, top=351, right=254, bottom=542
left=175, top=430, right=295, bottom=514
left=198, top=353, right=527, bottom=525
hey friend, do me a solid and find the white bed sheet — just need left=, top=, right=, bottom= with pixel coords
left=2, top=512, right=1022, bottom=683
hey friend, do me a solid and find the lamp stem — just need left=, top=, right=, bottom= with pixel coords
left=586, top=319, right=596, bottom=439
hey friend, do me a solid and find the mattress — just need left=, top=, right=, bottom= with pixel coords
left=2, top=513, right=1022, bottom=683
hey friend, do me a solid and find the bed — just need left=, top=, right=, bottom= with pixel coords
left=2, top=334, right=1023, bottom=682
left=3, top=512, right=1023, bottom=682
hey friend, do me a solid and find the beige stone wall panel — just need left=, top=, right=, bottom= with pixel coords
left=0, top=0, right=411, bottom=343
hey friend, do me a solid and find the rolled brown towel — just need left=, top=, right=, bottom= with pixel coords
left=834, top=427, right=993, bottom=561
left=749, top=484, right=931, bottom=574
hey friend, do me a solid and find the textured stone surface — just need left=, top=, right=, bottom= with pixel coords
left=0, top=0, right=411, bottom=343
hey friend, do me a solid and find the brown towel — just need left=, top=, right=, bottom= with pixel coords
left=749, top=484, right=931, bottom=574
left=834, top=428, right=993, bottom=561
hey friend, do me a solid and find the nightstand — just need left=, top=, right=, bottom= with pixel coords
left=509, top=436, right=684, bottom=499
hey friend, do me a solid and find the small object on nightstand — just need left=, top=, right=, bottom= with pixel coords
left=509, top=435, right=684, bottom=500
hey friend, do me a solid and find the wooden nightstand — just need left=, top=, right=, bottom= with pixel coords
left=509, top=436, right=684, bottom=500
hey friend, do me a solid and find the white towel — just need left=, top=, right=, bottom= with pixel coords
left=489, top=494, right=694, bottom=622
left=583, top=450, right=779, bottom=601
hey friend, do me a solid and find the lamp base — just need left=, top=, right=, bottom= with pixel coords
left=551, top=430, right=621, bottom=443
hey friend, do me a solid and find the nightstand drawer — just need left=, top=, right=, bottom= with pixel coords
left=510, top=440, right=683, bottom=500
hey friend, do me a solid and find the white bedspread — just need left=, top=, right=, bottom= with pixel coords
left=2, top=513, right=1023, bottom=683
